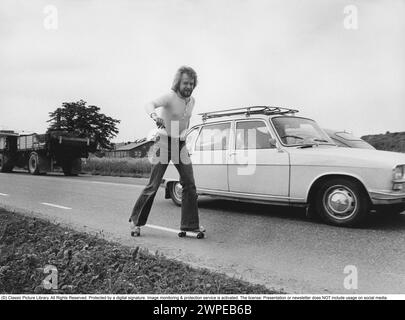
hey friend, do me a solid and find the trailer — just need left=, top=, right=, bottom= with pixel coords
left=0, top=130, right=95, bottom=176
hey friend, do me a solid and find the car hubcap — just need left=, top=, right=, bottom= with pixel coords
left=173, top=182, right=183, bottom=202
left=323, top=186, right=357, bottom=220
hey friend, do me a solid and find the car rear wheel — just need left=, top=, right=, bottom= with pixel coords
left=315, top=178, right=370, bottom=227
left=169, top=181, right=182, bottom=206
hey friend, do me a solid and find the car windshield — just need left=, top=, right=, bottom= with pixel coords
left=271, top=116, right=334, bottom=146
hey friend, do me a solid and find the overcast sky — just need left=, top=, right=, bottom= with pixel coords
left=0, top=0, right=404, bottom=142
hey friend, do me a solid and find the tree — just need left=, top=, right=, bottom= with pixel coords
left=47, top=100, right=120, bottom=150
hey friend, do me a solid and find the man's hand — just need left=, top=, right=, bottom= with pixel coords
left=179, top=129, right=187, bottom=141
left=150, top=113, right=166, bottom=129
left=154, top=117, right=166, bottom=129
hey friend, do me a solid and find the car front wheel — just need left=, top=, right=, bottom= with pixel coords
left=315, top=178, right=370, bottom=227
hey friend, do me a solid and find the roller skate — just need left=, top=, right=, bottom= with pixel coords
left=178, top=226, right=206, bottom=239
left=130, top=221, right=141, bottom=237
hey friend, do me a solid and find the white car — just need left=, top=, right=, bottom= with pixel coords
left=163, top=107, right=405, bottom=227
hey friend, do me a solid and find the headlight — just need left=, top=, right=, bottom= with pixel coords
left=393, top=165, right=405, bottom=180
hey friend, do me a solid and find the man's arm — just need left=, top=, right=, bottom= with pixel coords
left=145, top=93, right=170, bottom=128
left=144, top=102, right=159, bottom=119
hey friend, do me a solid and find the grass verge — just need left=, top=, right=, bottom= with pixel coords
left=0, top=208, right=280, bottom=294
left=81, top=157, right=151, bottom=178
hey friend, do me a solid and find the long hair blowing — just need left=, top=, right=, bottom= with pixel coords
left=171, top=66, right=198, bottom=92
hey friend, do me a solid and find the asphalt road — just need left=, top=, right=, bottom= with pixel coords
left=1, top=171, right=404, bottom=294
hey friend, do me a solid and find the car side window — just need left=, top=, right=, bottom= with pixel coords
left=185, top=127, right=199, bottom=151
left=195, top=123, right=231, bottom=151
left=236, top=121, right=273, bottom=150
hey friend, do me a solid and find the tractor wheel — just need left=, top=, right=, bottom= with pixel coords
left=63, top=158, right=81, bottom=176
left=0, top=154, right=14, bottom=173
left=28, top=152, right=41, bottom=175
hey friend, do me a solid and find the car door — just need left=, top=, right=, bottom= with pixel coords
left=192, top=122, right=231, bottom=191
left=228, top=119, right=290, bottom=200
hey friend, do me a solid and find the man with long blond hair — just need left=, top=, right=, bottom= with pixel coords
left=129, top=66, right=204, bottom=237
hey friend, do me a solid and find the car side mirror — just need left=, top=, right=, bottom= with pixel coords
left=269, top=138, right=277, bottom=148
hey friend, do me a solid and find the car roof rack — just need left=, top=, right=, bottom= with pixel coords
left=199, top=106, right=299, bottom=121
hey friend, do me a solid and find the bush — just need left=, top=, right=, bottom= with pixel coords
left=362, top=131, right=405, bottom=153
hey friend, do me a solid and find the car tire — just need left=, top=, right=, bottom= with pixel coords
left=169, top=181, right=182, bottom=206
left=0, top=154, right=13, bottom=173
left=28, top=152, right=41, bottom=175
left=62, top=158, right=80, bottom=176
left=315, top=178, right=370, bottom=227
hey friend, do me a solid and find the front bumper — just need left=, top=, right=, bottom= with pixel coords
left=369, top=190, right=405, bottom=205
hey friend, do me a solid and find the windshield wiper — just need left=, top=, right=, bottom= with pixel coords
left=281, top=135, right=304, bottom=140
left=281, top=135, right=330, bottom=148
left=298, top=143, right=318, bottom=149
left=297, top=138, right=331, bottom=148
